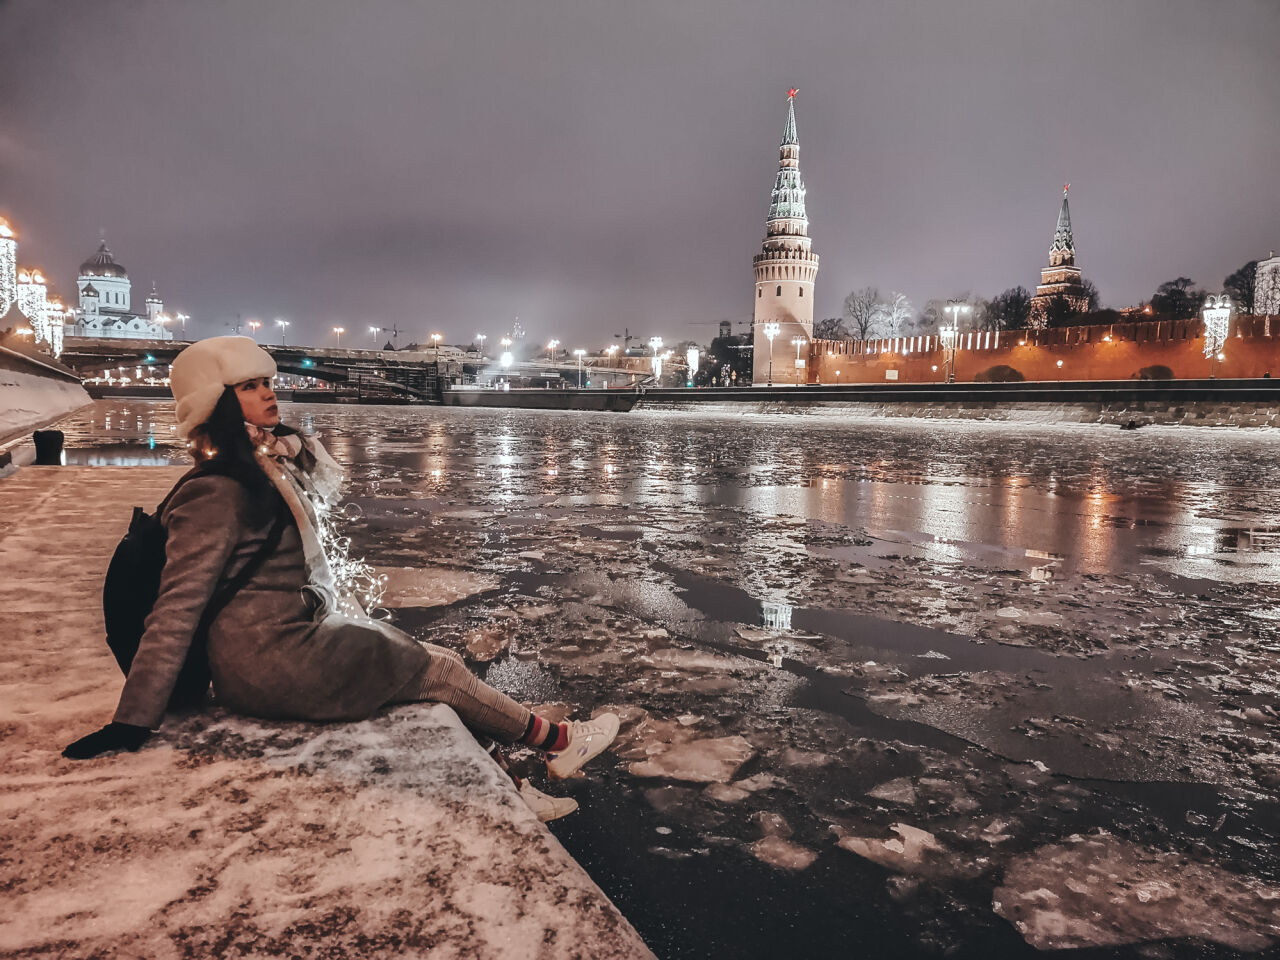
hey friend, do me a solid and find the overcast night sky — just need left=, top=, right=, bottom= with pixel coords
left=1, top=0, right=1278, bottom=347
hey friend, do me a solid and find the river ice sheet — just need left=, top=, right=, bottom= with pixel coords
left=55, top=400, right=1280, bottom=959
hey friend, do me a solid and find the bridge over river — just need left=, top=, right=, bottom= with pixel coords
left=60, top=337, right=647, bottom=401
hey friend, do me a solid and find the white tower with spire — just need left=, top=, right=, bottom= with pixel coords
left=752, top=89, right=820, bottom=386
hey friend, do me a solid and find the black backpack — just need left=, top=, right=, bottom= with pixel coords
left=103, top=461, right=289, bottom=711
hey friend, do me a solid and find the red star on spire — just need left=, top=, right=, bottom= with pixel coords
left=788, top=88, right=799, bottom=100
left=1064, top=182, right=1070, bottom=194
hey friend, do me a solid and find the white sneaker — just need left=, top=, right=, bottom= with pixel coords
left=546, top=713, right=620, bottom=780
left=518, top=780, right=579, bottom=821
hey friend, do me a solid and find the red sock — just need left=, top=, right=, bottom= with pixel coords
left=520, top=715, right=569, bottom=752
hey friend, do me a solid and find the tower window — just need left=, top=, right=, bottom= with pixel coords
left=776, top=285, right=782, bottom=296
left=799, top=287, right=804, bottom=297
left=758, top=288, right=762, bottom=298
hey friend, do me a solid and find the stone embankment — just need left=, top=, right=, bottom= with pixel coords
left=0, top=341, right=91, bottom=449
left=638, top=379, right=1280, bottom=427
left=0, top=466, right=652, bottom=960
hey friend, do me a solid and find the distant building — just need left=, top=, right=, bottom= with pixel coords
left=66, top=240, right=173, bottom=340
left=1256, top=251, right=1280, bottom=315
left=1029, top=186, right=1090, bottom=327
left=752, top=89, right=819, bottom=385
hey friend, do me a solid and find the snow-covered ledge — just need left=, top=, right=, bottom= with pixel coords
left=0, top=342, right=91, bottom=447
left=0, top=467, right=653, bottom=959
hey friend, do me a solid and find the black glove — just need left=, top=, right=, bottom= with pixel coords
left=62, top=722, right=152, bottom=759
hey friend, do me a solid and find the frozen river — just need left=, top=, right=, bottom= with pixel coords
left=56, top=400, right=1280, bottom=958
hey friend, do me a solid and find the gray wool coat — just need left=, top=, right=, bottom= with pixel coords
left=113, top=474, right=429, bottom=730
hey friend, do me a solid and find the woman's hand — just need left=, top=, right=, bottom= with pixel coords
left=62, top=722, right=152, bottom=759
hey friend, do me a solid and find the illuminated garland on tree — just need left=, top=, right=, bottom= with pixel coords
left=0, top=223, right=16, bottom=316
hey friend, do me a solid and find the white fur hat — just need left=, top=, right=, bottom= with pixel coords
left=170, top=336, right=277, bottom=437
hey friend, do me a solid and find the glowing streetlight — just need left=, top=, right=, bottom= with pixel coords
left=476, top=333, right=487, bottom=356
left=547, top=338, right=560, bottom=363
left=686, top=346, right=700, bottom=387
left=430, top=332, right=443, bottom=361
left=369, top=325, right=381, bottom=345
left=939, top=325, right=958, bottom=383
left=247, top=319, right=261, bottom=339
left=790, top=336, right=807, bottom=385
left=176, top=313, right=190, bottom=336
left=1203, top=294, right=1231, bottom=378
left=275, top=318, right=289, bottom=345
left=332, top=326, right=345, bottom=348
left=605, top=344, right=618, bottom=359
left=573, top=348, right=586, bottom=387
left=834, top=368, right=841, bottom=384
left=762, top=322, right=780, bottom=386
left=942, top=300, right=970, bottom=383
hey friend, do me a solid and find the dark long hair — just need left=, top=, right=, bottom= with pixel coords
left=187, top=386, right=313, bottom=491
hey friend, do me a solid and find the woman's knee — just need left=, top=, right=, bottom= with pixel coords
left=422, top=642, right=466, bottom=667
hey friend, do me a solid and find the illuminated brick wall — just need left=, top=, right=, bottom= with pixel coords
left=810, top=316, right=1280, bottom=384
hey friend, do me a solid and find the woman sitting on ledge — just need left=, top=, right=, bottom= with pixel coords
left=63, top=336, right=616, bottom=821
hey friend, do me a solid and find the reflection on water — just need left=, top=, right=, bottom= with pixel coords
left=48, top=399, right=1280, bottom=586
left=761, top=601, right=793, bottom=630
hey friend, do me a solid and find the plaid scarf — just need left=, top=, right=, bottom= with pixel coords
left=245, top=423, right=305, bottom=463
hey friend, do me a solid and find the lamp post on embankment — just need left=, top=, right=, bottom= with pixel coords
left=763, top=321, right=780, bottom=386
left=942, top=300, right=970, bottom=382
left=791, top=336, right=807, bottom=385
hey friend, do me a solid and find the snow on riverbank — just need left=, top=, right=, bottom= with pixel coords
left=0, top=466, right=652, bottom=960
left=0, top=349, right=91, bottom=446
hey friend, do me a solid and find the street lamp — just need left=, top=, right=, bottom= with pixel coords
left=762, top=321, right=780, bottom=386
left=835, top=368, right=841, bottom=384
left=547, top=338, right=560, bottom=363
left=686, top=346, right=700, bottom=387
left=176, top=313, right=189, bottom=337
left=430, top=332, right=443, bottom=360
left=790, top=336, right=807, bottom=385
left=332, top=326, right=345, bottom=348
left=369, top=325, right=380, bottom=346
left=247, top=319, right=261, bottom=339
left=1203, top=294, right=1232, bottom=378
left=942, top=300, right=970, bottom=383
left=476, top=333, right=487, bottom=357
left=648, top=336, right=663, bottom=382
left=573, top=348, right=586, bottom=387
left=276, top=318, right=289, bottom=345
left=939, top=325, right=957, bottom=383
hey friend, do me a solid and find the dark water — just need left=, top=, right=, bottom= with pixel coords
left=54, top=400, right=1280, bottom=959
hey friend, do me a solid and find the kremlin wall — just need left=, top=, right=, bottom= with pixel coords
left=748, top=93, right=1280, bottom=392
left=808, top=315, right=1280, bottom=386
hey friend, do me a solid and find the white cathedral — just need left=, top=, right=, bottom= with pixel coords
left=66, top=240, right=174, bottom=341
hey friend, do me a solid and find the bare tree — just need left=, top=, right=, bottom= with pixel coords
left=813, top=317, right=848, bottom=340
left=918, top=293, right=984, bottom=333
left=1223, top=260, right=1257, bottom=315
left=1150, top=277, right=1205, bottom=322
left=1081, top=278, right=1101, bottom=312
left=843, top=287, right=884, bottom=340
left=878, top=292, right=914, bottom=337
left=969, top=297, right=994, bottom=331
left=1044, top=293, right=1087, bottom=328
left=988, top=286, right=1033, bottom=330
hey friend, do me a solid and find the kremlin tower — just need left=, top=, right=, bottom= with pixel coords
left=1029, top=185, right=1090, bottom=326
left=752, top=89, right=819, bottom=385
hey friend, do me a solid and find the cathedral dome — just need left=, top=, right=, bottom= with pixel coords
left=79, top=241, right=127, bottom=279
